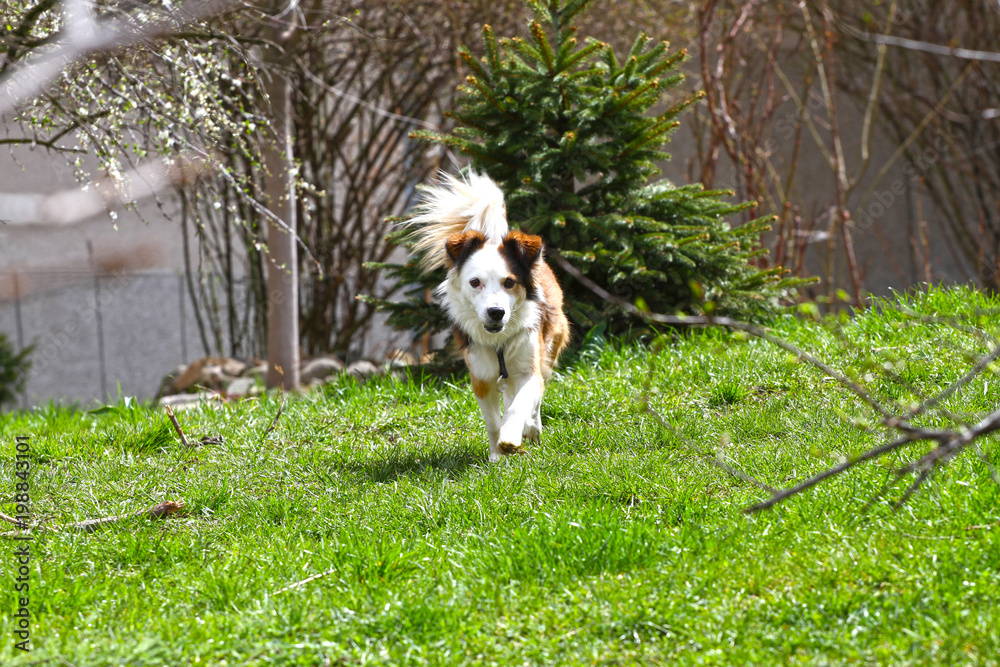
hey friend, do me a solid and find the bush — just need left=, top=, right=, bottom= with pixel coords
left=0, top=333, right=31, bottom=406
left=373, top=0, right=808, bottom=342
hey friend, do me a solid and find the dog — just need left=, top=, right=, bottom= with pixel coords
left=407, top=172, right=570, bottom=462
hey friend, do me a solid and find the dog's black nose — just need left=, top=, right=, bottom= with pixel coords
left=487, top=307, right=505, bottom=322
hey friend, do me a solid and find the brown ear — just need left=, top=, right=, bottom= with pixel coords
left=444, top=231, right=487, bottom=270
left=500, top=230, right=543, bottom=300
left=501, top=230, right=543, bottom=269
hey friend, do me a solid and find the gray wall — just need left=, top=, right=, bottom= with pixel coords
left=1, top=137, right=411, bottom=407
left=0, top=271, right=202, bottom=408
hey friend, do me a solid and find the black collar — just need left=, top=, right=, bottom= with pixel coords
left=496, top=348, right=508, bottom=380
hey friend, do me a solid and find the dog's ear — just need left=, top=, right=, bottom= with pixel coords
left=501, top=230, right=543, bottom=271
left=444, top=231, right=487, bottom=270
left=501, top=230, right=543, bottom=300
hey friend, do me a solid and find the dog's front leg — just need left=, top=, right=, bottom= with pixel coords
left=503, top=381, right=541, bottom=443
left=524, top=389, right=543, bottom=443
left=498, top=373, right=543, bottom=454
left=472, top=375, right=503, bottom=462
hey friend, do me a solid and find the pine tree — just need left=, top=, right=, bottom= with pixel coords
left=368, top=0, right=807, bottom=343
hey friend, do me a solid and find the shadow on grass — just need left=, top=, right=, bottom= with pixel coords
left=344, top=446, right=484, bottom=484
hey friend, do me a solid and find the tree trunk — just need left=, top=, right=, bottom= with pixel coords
left=263, top=3, right=300, bottom=390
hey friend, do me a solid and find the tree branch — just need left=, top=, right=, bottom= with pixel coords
left=847, top=29, right=1000, bottom=64
left=0, top=155, right=205, bottom=226
left=0, top=0, right=240, bottom=115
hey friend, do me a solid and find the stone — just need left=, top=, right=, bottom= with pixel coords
left=222, top=359, right=247, bottom=377
left=158, top=392, right=211, bottom=410
left=386, top=349, right=417, bottom=367
left=385, top=351, right=417, bottom=380
left=300, top=356, right=344, bottom=384
left=345, top=360, right=379, bottom=380
left=225, top=377, right=258, bottom=398
left=171, top=356, right=226, bottom=393
left=243, top=364, right=268, bottom=379
left=197, top=364, right=226, bottom=391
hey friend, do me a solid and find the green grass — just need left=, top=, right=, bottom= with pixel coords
left=2, top=285, right=999, bottom=665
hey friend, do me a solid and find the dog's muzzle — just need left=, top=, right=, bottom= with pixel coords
left=484, top=307, right=505, bottom=332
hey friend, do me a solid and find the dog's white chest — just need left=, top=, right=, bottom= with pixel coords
left=466, top=331, right=535, bottom=381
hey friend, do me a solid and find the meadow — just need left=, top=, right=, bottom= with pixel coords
left=1, top=286, right=998, bottom=665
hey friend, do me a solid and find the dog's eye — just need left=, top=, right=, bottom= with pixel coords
left=469, top=278, right=481, bottom=288
left=503, top=278, right=516, bottom=289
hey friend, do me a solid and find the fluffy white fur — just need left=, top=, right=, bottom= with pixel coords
left=405, top=171, right=508, bottom=272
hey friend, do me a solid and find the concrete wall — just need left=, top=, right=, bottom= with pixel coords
left=0, top=140, right=409, bottom=408
left=0, top=140, right=196, bottom=406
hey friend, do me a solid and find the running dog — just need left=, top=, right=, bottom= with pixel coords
left=407, top=172, right=570, bottom=461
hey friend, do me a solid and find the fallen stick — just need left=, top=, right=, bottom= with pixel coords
left=0, top=500, right=185, bottom=537
left=274, top=565, right=338, bottom=596
left=164, top=405, right=191, bottom=447
left=261, top=393, right=288, bottom=442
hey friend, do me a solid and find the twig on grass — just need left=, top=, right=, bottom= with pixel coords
left=965, top=521, right=1000, bottom=532
left=0, top=500, right=185, bottom=538
left=261, top=392, right=288, bottom=443
left=274, top=566, right=338, bottom=596
left=165, top=457, right=202, bottom=476
left=164, top=405, right=191, bottom=447
left=638, top=391, right=777, bottom=495
left=0, top=512, right=28, bottom=530
left=164, top=405, right=224, bottom=448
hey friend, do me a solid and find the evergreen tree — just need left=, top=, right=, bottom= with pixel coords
left=368, top=0, right=807, bottom=342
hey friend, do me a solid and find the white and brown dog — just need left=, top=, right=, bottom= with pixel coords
left=407, top=172, right=570, bottom=461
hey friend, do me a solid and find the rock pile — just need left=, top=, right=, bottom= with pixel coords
left=156, top=352, right=417, bottom=407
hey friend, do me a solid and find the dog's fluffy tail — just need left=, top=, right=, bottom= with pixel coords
left=405, top=171, right=508, bottom=273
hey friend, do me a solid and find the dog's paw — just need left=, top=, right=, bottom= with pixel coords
left=497, top=441, right=528, bottom=456
left=523, top=424, right=541, bottom=443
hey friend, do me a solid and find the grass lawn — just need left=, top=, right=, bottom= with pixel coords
left=1, top=286, right=999, bottom=665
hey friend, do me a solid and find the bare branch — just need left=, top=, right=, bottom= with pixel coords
left=848, top=29, right=1000, bottom=64
left=0, top=500, right=185, bottom=537
left=0, top=154, right=205, bottom=226
left=0, top=0, right=240, bottom=115
left=298, top=64, right=438, bottom=130
left=745, top=432, right=921, bottom=512
left=641, top=395, right=778, bottom=495
left=856, top=0, right=897, bottom=176
left=549, top=251, right=896, bottom=421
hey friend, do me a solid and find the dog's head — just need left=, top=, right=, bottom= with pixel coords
left=444, top=230, right=543, bottom=335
